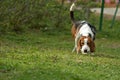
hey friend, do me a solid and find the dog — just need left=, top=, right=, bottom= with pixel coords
left=70, top=3, right=96, bottom=54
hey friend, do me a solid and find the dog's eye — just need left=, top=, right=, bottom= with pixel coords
left=87, top=42, right=90, bottom=45
left=87, top=42, right=89, bottom=45
left=81, top=42, right=84, bottom=45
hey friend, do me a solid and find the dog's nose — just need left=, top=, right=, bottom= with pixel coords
left=84, top=49, right=88, bottom=53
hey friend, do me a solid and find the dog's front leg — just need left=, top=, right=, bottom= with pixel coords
left=72, top=34, right=80, bottom=53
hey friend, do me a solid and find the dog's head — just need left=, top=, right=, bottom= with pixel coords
left=78, top=36, right=95, bottom=54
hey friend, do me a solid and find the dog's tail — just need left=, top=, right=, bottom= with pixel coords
left=70, top=3, right=76, bottom=24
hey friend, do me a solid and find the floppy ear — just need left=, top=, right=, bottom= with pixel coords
left=90, top=41, right=95, bottom=52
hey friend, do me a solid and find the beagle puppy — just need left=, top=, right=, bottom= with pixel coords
left=70, top=3, right=96, bottom=54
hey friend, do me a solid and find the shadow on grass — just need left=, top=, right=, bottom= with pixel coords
left=91, top=53, right=119, bottom=59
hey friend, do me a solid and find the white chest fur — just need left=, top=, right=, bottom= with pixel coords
left=79, top=24, right=94, bottom=40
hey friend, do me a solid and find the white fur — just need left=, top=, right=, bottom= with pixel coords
left=70, top=3, right=76, bottom=11
left=79, top=24, right=94, bottom=40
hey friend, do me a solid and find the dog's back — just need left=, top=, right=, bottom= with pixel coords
left=70, top=3, right=96, bottom=40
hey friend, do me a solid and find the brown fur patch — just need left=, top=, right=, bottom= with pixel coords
left=71, top=25, right=76, bottom=39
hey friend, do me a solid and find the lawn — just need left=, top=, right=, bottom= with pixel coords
left=0, top=25, right=120, bottom=80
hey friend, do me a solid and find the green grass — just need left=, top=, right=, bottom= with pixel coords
left=0, top=25, right=120, bottom=80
